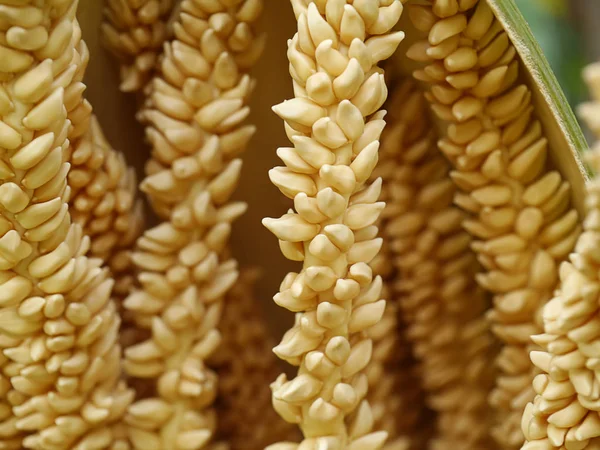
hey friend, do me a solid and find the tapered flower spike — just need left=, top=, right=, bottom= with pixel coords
left=406, top=1, right=581, bottom=448
left=263, top=1, right=405, bottom=448
left=102, top=0, right=176, bottom=92
left=119, top=1, right=264, bottom=449
left=67, top=116, right=145, bottom=300
left=364, top=276, right=430, bottom=450
left=63, top=22, right=145, bottom=362
left=210, top=267, right=300, bottom=447
left=62, top=33, right=144, bottom=303
left=515, top=65, right=600, bottom=450
left=372, top=77, right=496, bottom=448
left=0, top=2, right=134, bottom=449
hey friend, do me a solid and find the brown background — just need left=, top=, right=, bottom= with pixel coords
left=77, top=2, right=299, bottom=339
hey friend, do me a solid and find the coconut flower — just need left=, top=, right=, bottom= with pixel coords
left=364, top=191, right=429, bottom=450
left=0, top=2, right=133, bottom=448
left=67, top=116, right=144, bottom=301
left=211, top=267, right=300, bottom=448
left=579, top=63, right=600, bottom=141
left=372, top=77, right=496, bottom=448
left=119, top=1, right=265, bottom=448
left=63, top=34, right=144, bottom=302
left=263, top=1, right=405, bottom=448
left=102, top=0, right=176, bottom=92
left=516, top=63, right=600, bottom=449
left=0, top=2, right=595, bottom=449
left=363, top=285, right=430, bottom=450
left=365, top=78, right=435, bottom=450
left=406, top=1, right=582, bottom=447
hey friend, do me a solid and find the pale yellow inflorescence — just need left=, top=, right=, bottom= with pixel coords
left=67, top=115, right=144, bottom=300
left=102, top=0, right=176, bottom=92
left=515, top=65, right=600, bottom=450
left=263, top=0, right=405, bottom=448
left=0, top=1, right=135, bottom=449
left=118, top=0, right=264, bottom=449
left=363, top=283, right=428, bottom=450
left=62, top=29, right=144, bottom=302
left=374, top=77, right=496, bottom=448
left=406, top=1, right=581, bottom=448
left=366, top=79, right=433, bottom=450
left=368, top=209, right=429, bottom=450
left=210, top=268, right=300, bottom=448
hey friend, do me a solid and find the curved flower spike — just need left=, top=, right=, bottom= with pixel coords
left=211, top=268, right=300, bottom=448
left=406, top=1, right=581, bottom=448
left=102, top=0, right=176, bottom=92
left=371, top=78, right=496, bottom=449
left=517, top=65, right=600, bottom=450
left=120, top=0, right=265, bottom=448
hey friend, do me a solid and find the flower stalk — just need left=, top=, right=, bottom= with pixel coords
left=264, top=1, right=405, bottom=448
left=0, top=2, right=134, bottom=448
left=119, top=1, right=264, bottom=448
left=406, top=1, right=581, bottom=447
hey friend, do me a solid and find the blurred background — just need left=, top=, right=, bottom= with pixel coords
left=78, top=0, right=600, bottom=341
left=515, top=0, right=600, bottom=111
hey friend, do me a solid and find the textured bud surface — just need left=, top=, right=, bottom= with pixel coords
left=373, top=77, right=496, bottom=448
left=368, top=204, right=432, bottom=450
left=515, top=65, right=600, bottom=450
left=63, top=35, right=144, bottom=305
left=0, top=2, right=133, bottom=448
left=102, top=0, right=176, bottom=92
left=264, top=1, right=405, bottom=447
left=67, top=116, right=144, bottom=301
left=211, top=268, right=300, bottom=448
left=406, top=1, right=581, bottom=448
left=121, top=0, right=265, bottom=448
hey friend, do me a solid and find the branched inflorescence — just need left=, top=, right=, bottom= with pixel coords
left=515, top=65, right=600, bottom=450
left=374, top=78, right=496, bottom=448
left=406, top=1, right=581, bottom=448
left=0, top=1, right=134, bottom=449
left=263, top=0, right=405, bottom=448
left=119, top=1, right=264, bottom=448
left=211, top=268, right=300, bottom=448
left=102, top=0, right=176, bottom=92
